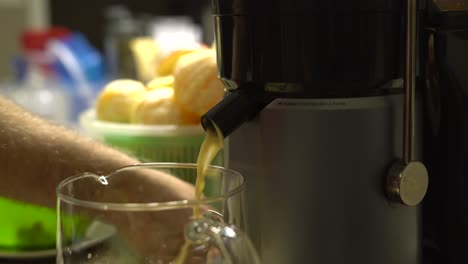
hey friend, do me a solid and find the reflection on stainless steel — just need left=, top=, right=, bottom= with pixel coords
left=433, top=0, right=468, bottom=10
left=386, top=0, right=429, bottom=207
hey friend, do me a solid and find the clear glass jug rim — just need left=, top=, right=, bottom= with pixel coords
left=56, top=162, right=245, bottom=212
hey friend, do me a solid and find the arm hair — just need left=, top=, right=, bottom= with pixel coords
left=0, top=96, right=140, bottom=207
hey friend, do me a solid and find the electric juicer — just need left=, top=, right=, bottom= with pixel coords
left=201, top=0, right=468, bottom=263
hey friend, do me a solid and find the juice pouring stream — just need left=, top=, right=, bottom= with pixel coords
left=175, top=123, right=224, bottom=263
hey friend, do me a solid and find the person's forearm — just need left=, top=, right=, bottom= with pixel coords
left=0, top=96, right=141, bottom=207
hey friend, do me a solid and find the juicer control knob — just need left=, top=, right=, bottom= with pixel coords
left=386, top=161, right=429, bottom=206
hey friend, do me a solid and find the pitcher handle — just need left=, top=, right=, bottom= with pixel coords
left=185, top=219, right=262, bottom=264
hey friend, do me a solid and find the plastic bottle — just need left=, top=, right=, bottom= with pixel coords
left=47, top=32, right=107, bottom=125
left=8, top=28, right=72, bottom=126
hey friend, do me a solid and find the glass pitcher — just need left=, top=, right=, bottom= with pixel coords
left=56, top=163, right=260, bottom=264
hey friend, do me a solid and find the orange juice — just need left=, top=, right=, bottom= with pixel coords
left=175, top=123, right=224, bottom=263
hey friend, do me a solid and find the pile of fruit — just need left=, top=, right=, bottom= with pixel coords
left=95, top=46, right=225, bottom=126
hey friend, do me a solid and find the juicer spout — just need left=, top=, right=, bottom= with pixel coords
left=201, top=86, right=275, bottom=137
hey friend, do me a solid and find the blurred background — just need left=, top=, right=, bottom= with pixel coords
left=0, top=2, right=223, bottom=252
left=0, top=0, right=213, bottom=129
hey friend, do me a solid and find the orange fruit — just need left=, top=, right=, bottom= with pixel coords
left=146, top=75, right=174, bottom=90
left=131, top=88, right=199, bottom=125
left=172, top=49, right=225, bottom=117
left=96, top=79, right=147, bottom=123
left=157, top=49, right=196, bottom=76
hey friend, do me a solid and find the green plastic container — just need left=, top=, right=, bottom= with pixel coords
left=0, top=198, right=90, bottom=253
left=79, top=110, right=223, bottom=182
left=0, top=198, right=56, bottom=251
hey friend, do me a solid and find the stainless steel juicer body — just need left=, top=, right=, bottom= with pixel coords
left=227, top=95, right=421, bottom=263
left=201, top=0, right=434, bottom=263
